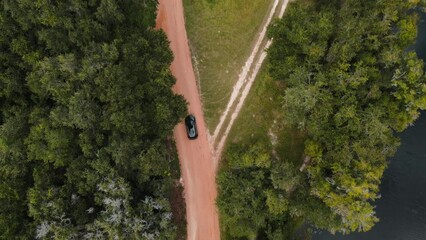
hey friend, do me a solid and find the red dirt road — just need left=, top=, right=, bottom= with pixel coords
left=156, top=1, right=220, bottom=240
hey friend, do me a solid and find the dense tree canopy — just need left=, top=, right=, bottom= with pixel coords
left=0, top=0, right=187, bottom=239
left=217, top=0, right=426, bottom=238
left=267, top=0, right=426, bottom=234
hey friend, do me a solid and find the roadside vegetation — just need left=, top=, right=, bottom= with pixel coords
left=0, top=0, right=186, bottom=239
left=217, top=0, right=426, bottom=238
left=217, top=67, right=305, bottom=239
left=183, top=0, right=272, bottom=129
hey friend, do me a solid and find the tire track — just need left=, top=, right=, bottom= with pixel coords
left=211, top=0, right=281, bottom=143
left=213, top=0, right=290, bottom=161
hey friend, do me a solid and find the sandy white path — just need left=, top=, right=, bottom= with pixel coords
left=211, top=0, right=281, bottom=143
left=213, top=0, right=290, bottom=160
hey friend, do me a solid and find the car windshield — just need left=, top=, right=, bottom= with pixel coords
left=189, top=127, right=195, bottom=136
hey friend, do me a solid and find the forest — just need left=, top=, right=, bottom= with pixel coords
left=0, top=0, right=187, bottom=239
left=217, top=0, right=426, bottom=239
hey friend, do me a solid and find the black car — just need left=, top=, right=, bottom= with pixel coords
left=185, top=114, right=198, bottom=139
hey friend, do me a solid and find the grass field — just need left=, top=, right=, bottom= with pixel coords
left=183, top=0, right=272, bottom=130
left=225, top=65, right=305, bottom=166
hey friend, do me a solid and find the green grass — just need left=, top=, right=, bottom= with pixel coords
left=225, top=65, right=305, bottom=166
left=219, top=65, right=306, bottom=238
left=183, top=0, right=272, bottom=130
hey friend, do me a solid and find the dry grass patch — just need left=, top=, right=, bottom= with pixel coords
left=183, top=0, right=272, bottom=130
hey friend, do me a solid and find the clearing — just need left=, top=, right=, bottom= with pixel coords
left=183, top=0, right=273, bottom=130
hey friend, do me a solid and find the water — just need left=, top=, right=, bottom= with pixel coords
left=314, top=12, right=426, bottom=240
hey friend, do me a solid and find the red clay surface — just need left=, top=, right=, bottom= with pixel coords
left=156, top=1, right=220, bottom=239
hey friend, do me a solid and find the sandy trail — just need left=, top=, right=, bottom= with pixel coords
left=211, top=0, right=280, bottom=143
left=215, top=41, right=272, bottom=158
left=156, top=1, right=220, bottom=240
left=213, top=0, right=290, bottom=160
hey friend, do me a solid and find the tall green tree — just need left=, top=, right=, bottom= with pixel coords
left=267, top=0, right=425, bottom=234
left=215, top=0, right=426, bottom=239
left=0, top=0, right=186, bottom=239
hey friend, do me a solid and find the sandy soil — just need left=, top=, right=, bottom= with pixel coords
left=213, top=0, right=290, bottom=160
left=211, top=0, right=281, bottom=143
left=156, top=1, right=220, bottom=240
